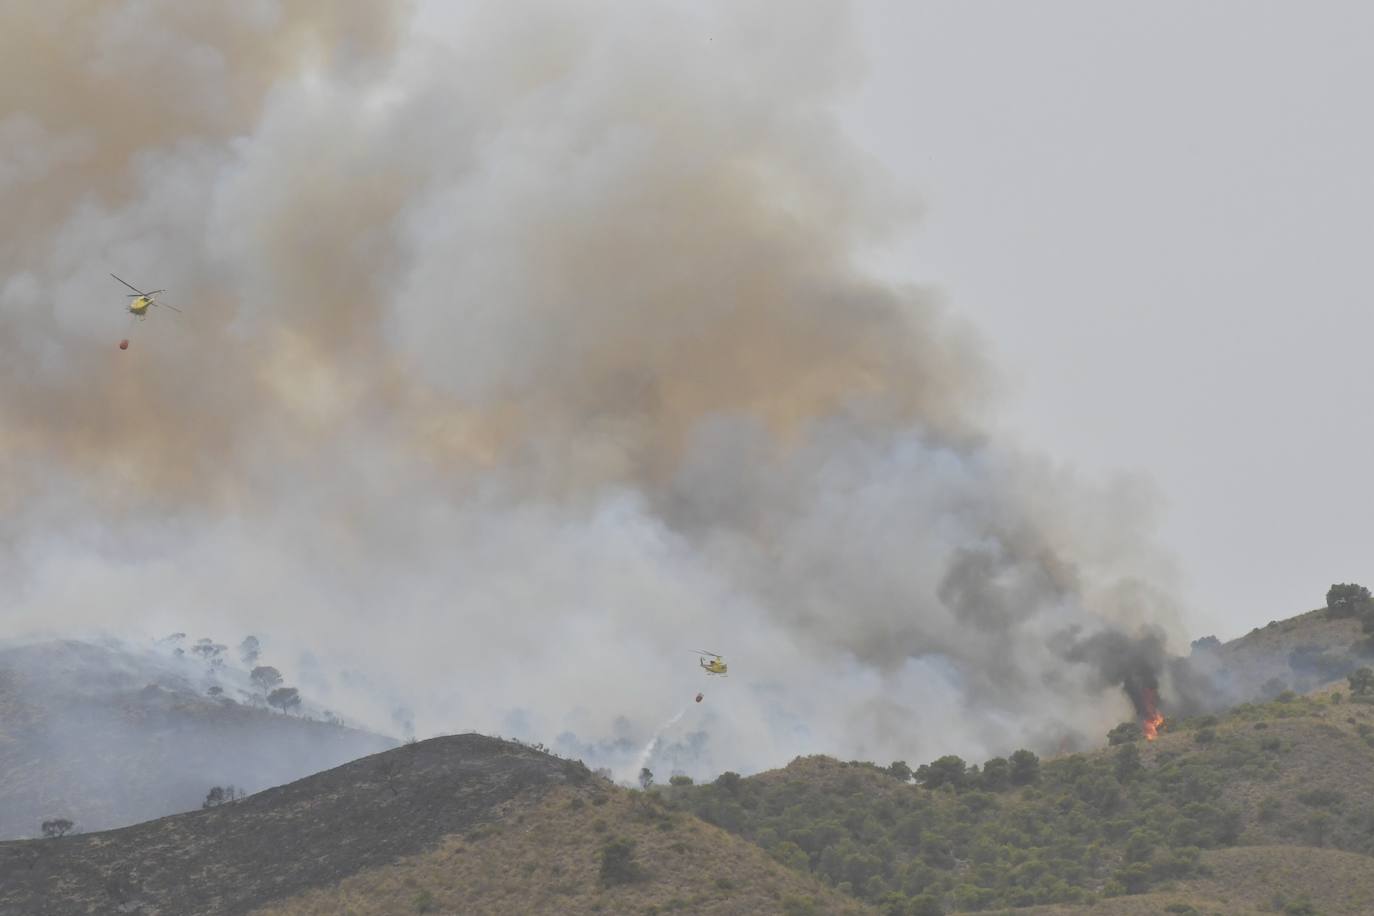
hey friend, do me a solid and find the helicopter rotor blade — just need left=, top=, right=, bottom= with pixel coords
left=154, top=301, right=183, bottom=313
left=111, top=274, right=147, bottom=296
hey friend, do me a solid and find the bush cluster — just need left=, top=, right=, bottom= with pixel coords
left=670, top=731, right=1262, bottom=913
left=1326, top=583, right=1374, bottom=656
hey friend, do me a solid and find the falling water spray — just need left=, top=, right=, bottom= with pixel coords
left=622, top=706, right=688, bottom=785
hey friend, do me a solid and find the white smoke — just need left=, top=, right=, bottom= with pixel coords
left=0, top=0, right=1188, bottom=780
left=622, top=705, right=689, bottom=786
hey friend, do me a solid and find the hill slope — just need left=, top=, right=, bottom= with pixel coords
left=0, top=639, right=396, bottom=840
left=0, top=734, right=871, bottom=916
left=0, top=734, right=585, bottom=915
left=1019, top=845, right=1374, bottom=916
left=257, top=781, right=871, bottom=916
left=1194, top=605, right=1370, bottom=701
left=668, top=660, right=1374, bottom=912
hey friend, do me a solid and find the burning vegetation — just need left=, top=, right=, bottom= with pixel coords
left=1060, top=626, right=1181, bottom=743
left=1125, top=675, right=1167, bottom=741
left=1139, top=686, right=1166, bottom=740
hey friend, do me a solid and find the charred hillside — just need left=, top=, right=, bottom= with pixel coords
left=0, top=734, right=592, bottom=916
left=0, top=639, right=396, bottom=839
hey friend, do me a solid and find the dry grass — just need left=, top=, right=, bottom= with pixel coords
left=1209, top=606, right=1366, bottom=698
left=254, top=783, right=873, bottom=916
left=1018, top=845, right=1374, bottom=915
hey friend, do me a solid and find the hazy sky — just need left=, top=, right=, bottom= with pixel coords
left=3, top=1, right=1369, bottom=780
left=845, top=1, right=1374, bottom=640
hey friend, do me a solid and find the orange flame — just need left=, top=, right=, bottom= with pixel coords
left=1140, top=687, right=1165, bottom=741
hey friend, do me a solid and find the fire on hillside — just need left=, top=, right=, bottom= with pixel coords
left=1139, top=686, right=1166, bottom=740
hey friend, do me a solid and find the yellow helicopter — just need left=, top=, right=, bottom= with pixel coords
left=694, top=650, right=728, bottom=676
left=112, top=274, right=181, bottom=320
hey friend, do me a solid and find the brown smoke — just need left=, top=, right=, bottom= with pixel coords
left=1, top=0, right=1187, bottom=773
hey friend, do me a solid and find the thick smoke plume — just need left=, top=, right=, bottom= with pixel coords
left=1, top=0, right=1191, bottom=778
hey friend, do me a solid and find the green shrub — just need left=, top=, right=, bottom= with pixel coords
left=600, top=838, right=645, bottom=886
left=1296, top=788, right=1344, bottom=809
left=1114, top=743, right=1143, bottom=782
left=1327, top=583, right=1371, bottom=617
left=1114, top=862, right=1152, bottom=894
left=1009, top=749, right=1041, bottom=785
left=715, top=771, right=743, bottom=794
left=916, top=756, right=968, bottom=790
left=906, top=894, right=944, bottom=916
left=1277, top=894, right=1320, bottom=915
left=981, top=756, right=1010, bottom=790
left=1123, top=828, right=1158, bottom=864
left=1151, top=845, right=1202, bottom=879
left=1107, top=722, right=1141, bottom=745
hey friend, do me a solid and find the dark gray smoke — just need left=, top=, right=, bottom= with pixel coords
left=1061, top=627, right=1164, bottom=717
left=1059, top=625, right=1217, bottom=724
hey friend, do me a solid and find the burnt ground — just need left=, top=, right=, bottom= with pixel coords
left=0, top=734, right=592, bottom=916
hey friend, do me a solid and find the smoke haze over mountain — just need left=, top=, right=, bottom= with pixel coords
left=0, top=638, right=395, bottom=839
left=2, top=0, right=1191, bottom=780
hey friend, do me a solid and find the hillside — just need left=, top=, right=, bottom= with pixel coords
left=666, top=627, right=1374, bottom=913
left=0, top=639, right=395, bottom=839
left=4, top=602, right=1373, bottom=914
left=1017, top=845, right=1374, bottom=916
left=256, top=782, right=870, bottom=916
left=1194, top=604, right=1370, bottom=702
left=0, top=734, right=870, bottom=916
